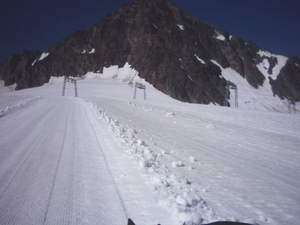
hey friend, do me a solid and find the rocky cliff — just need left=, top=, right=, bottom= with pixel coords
left=1, top=0, right=299, bottom=105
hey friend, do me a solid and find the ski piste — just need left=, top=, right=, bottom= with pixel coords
left=128, top=218, right=255, bottom=225
left=0, top=64, right=299, bottom=225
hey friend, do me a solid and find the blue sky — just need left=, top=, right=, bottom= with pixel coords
left=1, top=0, right=299, bottom=63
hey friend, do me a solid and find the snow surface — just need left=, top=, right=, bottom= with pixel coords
left=0, top=63, right=299, bottom=225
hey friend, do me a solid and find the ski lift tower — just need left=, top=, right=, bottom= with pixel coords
left=133, top=82, right=146, bottom=100
left=287, top=96, right=296, bottom=114
left=62, top=76, right=78, bottom=97
left=224, top=80, right=238, bottom=107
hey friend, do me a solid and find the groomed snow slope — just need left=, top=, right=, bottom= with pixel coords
left=0, top=63, right=299, bottom=225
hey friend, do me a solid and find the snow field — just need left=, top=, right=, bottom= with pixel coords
left=83, top=100, right=172, bottom=225
left=0, top=95, right=38, bottom=117
left=86, top=100, right=222, bottom=225
left=79, top=64, right=298, bottom=224
left=1, top=61, right=299, bottom=225
left=210, top=56, right=297, bottom=113
left=0, top=97, right=131, bottom=225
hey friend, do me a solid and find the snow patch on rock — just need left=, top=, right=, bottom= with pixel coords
left=256, top=50, right=288, bottom=77
left=194, top=54, right=206, bottom=64
left=31, top=52, right=49, bottom=66
left=214, top=31, right=225, bottom=41
left=39, top=52, right=49, bottom=61
left=82, top=48, right=95, bottom=54
left=177, top=24, right=184, bottom=30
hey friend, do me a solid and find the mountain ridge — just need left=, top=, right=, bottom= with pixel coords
left=1, top=0, right=299, bottom=105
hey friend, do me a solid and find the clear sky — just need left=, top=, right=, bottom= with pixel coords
left=1, top=0, right=299, bottom=63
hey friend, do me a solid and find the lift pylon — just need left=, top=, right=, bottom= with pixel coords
left=224, top=80, right=238, bottom=107
left=62, top=76, right=78, bottom=97
left=133, top=82, right=146, bottom=100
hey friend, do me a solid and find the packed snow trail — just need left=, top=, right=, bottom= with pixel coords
left=1, top=63, right=300, bottom=225
left=85, top=95, right=300, bottom=225
left=0, top=97, right=134, bottom=224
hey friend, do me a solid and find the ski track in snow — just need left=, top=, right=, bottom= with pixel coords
left=0, top=62, right=300, bottom=225
left=84, top=96, right=300, bottom=225
left=0, top=97, right=128, bottom=224
left=86, top=100, right=219, bottom=225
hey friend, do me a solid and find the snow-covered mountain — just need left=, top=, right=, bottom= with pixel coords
left=0, top=64, right=299, bottom=225
left=0, top=0, right=299, bottom=109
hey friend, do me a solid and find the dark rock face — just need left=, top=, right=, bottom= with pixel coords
left=270, top=56, right=300, bottom=101
left=0, top=0, right=299, bottom=104
left=0, top=50, right=41, bottom=89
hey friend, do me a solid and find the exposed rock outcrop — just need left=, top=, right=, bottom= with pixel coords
left=0, top=0, right=299, bottom=104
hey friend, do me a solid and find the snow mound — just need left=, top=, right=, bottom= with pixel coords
left=172, top=161, right=184, bottom=167
left=189, top=156, right=197, bottom=163
left=165, top=112, right=175, bottom=117
left=83, top=62, right=144, bottom=85
left=0, top=96, right=38, bottom=116
left=206, top=123, right=216, bottom=129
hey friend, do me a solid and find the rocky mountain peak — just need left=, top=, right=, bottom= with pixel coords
left=0, top=0, right=299, bottom=105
